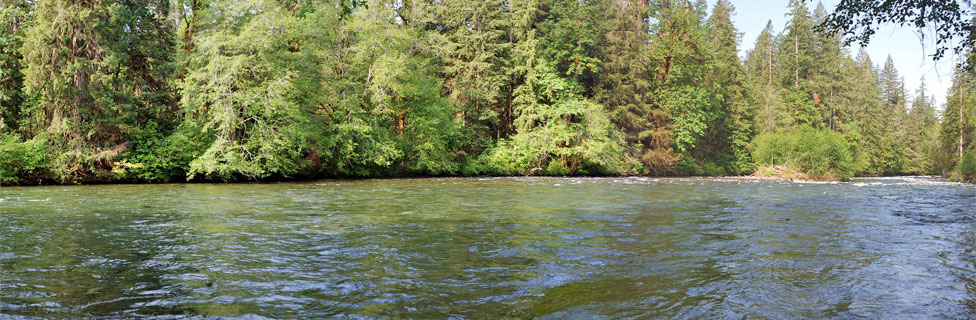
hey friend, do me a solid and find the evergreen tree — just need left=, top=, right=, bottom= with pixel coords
left=0, top=0, right=967, bottom=183
left=810, top=1, right=846, bottom=132
left=435, top=0, right=512, bottom=154
left=780, top=0, right=814, bottom=89
left=0, top=1, right=30, bottom=134
left=595, top=0, right=674, bottom=174
left=877, top=55, right=910, bottom=174
left=939, top=65, right=975, bottom=176
left=907, top=78, right=940, bottom=174
left=745, top=21, right=789, bottom=133
left=703, top=0, right=755, bottom=175
left=480, top=0, right=622, bottom=175
left=851, top=48, right=886, bottom=174
left=20, top=0, right=175, bottom=181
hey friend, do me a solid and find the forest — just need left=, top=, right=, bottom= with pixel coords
left=0, top=0, right=973, bottom=184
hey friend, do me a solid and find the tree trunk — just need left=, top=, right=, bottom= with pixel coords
left=961, top=84, right=965, bottom=158
left=794, top=34, right=799, bottom=89
left=767, top=42, right=772, bottom=86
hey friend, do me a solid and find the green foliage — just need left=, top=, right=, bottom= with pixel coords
left=435, top=0, right=513, bottom=155
left=819, top=0, right=972, bottom=60
left=0, top=2, right=31, bottom=133
left=955, top=151, right=976, bottom=181
left=0, top=0, right=967, bottom=183
left=956, top=151, right=976, bottom=181
left=781, top=87, right=819, bottom=127
left=177, top=0, right=318, bottom=180
left=19, top=0, right=175, bottom=181
left=751, top=127, right=854, bottom=180
left=647, top=0, right=717, bottom=174
left=115, top=122, right=206, bottom=182
left=594, top=0, right=673, bottom=174
left=477, top=63, right=621, bottom=175
left=0, top=133, right=50, bottom=184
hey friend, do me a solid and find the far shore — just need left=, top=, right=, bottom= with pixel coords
left=1, top=173, right=966, bottom=187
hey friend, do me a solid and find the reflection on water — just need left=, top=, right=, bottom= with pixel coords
left=1, top=176, right=974, bottom=318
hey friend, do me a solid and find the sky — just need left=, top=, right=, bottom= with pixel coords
left=716, top=0, right=963, bottom=107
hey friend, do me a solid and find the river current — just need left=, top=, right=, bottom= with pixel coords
left=1, top=176, right=974, bottom=319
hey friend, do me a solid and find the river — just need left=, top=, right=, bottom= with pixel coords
left=1, top=176, right=974, bottom=319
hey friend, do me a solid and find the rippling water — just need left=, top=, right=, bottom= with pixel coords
left=1, top=177, right=974, bottom=319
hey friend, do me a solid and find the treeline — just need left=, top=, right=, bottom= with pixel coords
left=0, top=0, right=972, bottom=184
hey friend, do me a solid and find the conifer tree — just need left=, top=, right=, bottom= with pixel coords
left=20, top=0, right=175, bottom=180
left=595, top=0, right=673, bottom=174
left=0, top=1, right=30, bottom=134
left=746, top=21, right=789, bottom=133
left=436, top=0, right=512, bottom=151
left=704, top=0, right=755, bottom=174
left=781, top=0, right=814, bottom=89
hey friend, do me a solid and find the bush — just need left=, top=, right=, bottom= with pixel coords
left=115, top=122, right=207, bottom=182
left=0, top=133, right=51, bottom=184
left=751, top=126, right=854, bottom=180
left=955, top=151, right=976, bottom=181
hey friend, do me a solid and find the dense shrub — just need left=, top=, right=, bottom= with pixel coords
left=751, top=126, right=854, bottom=180
left=114, top=122, right=207, bottom=182
left=0, top=133, right=50, bottom=184
left=955, top=151, right=976, bottom=181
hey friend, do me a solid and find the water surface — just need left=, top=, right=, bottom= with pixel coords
left=1, top=177, right=975, bottom=318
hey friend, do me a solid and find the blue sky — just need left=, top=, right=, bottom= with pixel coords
left=716, top=0, right=961, bottom=107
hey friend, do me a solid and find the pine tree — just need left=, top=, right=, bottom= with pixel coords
left=850, top=48, right=886, bottom=174
left=480, top=0, right=622, bottom=175
left=810, top=1, right=846, bottom=132
left=908, top=78, right=940, bottom=174
left=939, top=65, right=975, bottom=176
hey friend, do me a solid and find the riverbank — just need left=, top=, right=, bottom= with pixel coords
left=2, top=171, right=968, bottom=186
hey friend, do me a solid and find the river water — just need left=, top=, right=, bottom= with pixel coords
left=1, top=177, right=974, bottom=319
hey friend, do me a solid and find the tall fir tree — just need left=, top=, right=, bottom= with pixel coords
left=435, top=0, right=513, bottom=155
left=20, top=0, right=175, bottom=181
left=702, top=0, right=755, bottom=175
left=746, top=21, right=789, bottom=133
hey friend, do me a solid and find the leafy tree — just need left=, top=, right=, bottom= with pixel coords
left=176, top=0, right=320, bottom=180
left=341, top=0, right=461, bottom=175
left=480, top=63, right=622, bottom=175
left=647, top=0, right=716, bottom=175
left=819, top=0, right=974, bottom=60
